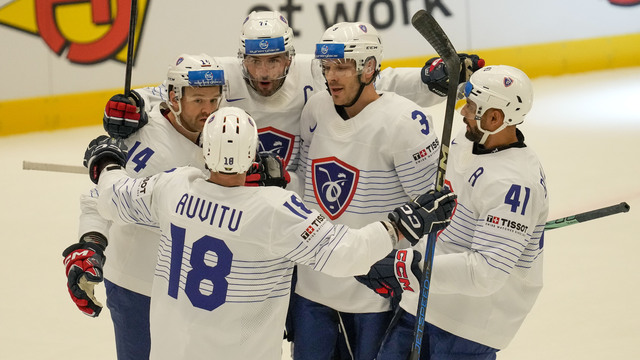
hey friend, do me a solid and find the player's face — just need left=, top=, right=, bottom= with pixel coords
left=179, top=86, right=222, bottom=132
left=460, top=99, right=485, bottom=142
left=322, top=59, right=360, bottom=106
left=243, top=54, right=290, bottom=97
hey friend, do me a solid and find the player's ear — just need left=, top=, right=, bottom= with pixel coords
left=487, top=108, right=505, bottom=129
left=169, top=90, right=179, bottom=110
left=362, top=57, right=377, bottom=82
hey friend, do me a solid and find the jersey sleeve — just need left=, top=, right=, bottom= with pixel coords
left=78, top=187, right=112, bottom=240
left=376, top=67, right=444, bottom=108
left=432, top=176, right=546, bottom=296
left=96, top=168, right=161, bottom=228
left=135, top=81, right=168, bottom=112
left=267, top=191, right=394, bottom=277
left=390, top=106, right=440, bottom=198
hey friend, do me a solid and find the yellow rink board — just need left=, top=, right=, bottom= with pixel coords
left=1, top=33, right=639, bottom=137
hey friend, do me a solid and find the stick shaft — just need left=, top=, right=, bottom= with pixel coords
left=410, top=9, right=459, bottom=360
left=22, top=161, right=85, bottom=174
left=124, top=0, right=138, bottom=96
left=545, top=202, right=630, bottom=230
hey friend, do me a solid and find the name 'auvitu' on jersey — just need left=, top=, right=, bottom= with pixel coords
left=95, top=166, right=397, bottom=360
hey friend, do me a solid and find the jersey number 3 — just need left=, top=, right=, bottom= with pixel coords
left=168, top=224, right=233, bottom=311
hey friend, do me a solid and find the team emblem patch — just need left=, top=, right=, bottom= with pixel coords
left=504, top=77, right=513, bottom=87
left=312, top=157, right=359, bottom=220
left=258, top=127, right=295, bottom=166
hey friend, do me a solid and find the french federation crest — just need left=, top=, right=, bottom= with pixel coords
left=258, top=127, right=295, bottom=166
left=312, top=157, right=359, bottom=220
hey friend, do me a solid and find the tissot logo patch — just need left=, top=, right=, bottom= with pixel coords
left=258, top=127, right=295, bottom=166
left=486, top=214, right=529, bottom=233
left=312, top=157, right=359, bottom=220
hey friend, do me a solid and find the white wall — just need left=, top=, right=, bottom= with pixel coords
left=1, top=0, right=638, bottom=101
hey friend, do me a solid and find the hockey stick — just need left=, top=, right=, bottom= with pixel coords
left=22, top=161, right=85, bottom=174
left=545, top=202, right=630, bottom=230
left=124, top=0, right=138, bottom=96
left=409, top=9, right=460, bottom=360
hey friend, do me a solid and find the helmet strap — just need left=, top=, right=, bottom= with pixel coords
left=340, top=68, right=378, bottom=108
left=477, top=116, right=508, bottom=145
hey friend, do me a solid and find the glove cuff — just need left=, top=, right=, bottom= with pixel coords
left=80, top=231, right=108, bottom=249
left=380, top=221, right=399, bottom=246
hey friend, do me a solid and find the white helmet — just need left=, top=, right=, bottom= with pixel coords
left=202, top=107, right=258, bottom=174
left=463, top=65, right=533, bottom=126
left=166, top=53, right=226, bottom=121
left=167, top=53, right=226, bottom=100
left=238, top=11, right=295, bottom=57
left=315, top=22, right=383, bottom=73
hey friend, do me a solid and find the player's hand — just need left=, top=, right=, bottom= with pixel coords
left=388, top=188, right=457, bottom=245
left=245, top=152, right=291, bottom=188
left=422, top=53, right=485, bottom=97
left=356, top=249, right=422, bottom=300
left=103, top=90, right=149, bottom=139
left=62, top=233, right=107, bottom=317
left=83, top=135, right=128, bottom=184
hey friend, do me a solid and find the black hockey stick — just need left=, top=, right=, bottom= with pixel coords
left=409, top=9, right=460, bottom=360
left=124, top=0, right=138, bottom=97
left=544, top=202, right=630, bottom=231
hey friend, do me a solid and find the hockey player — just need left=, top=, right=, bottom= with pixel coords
left=291, top=22, right=446, bottom=360
left=65, top=106, right=457, bottom=360
left=63, top=54, right=226, bottom=360
left=357, top=65, right=550, bottom=359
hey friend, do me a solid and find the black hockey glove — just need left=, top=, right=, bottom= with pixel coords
left=62, top=232, right=107, bottom=317
left=389, top=188, right=457, bottom=245
left=103, top=90, right=149, bottom=139
left=245, top=152, right=291, bottom=188
left=83, top=135, right=128, bottom=184
left=356, top=249, right=422, bottom=300
left=422, top=53, right=485, bottom=97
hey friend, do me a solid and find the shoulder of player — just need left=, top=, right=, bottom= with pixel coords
left=470, top=155, right=545, bottom=195
left=369, top=92, right=432, bottom=131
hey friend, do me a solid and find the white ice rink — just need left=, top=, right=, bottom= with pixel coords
left=1, top=67, right=639, bottom=359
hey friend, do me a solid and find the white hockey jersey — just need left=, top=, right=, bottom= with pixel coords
left=294, top=90, right=440, bottom=313
left=96, top=167, right=396, bottom=360
left=78, top=105, right=205, bottom=296
left=422, top=128, right=549, bottom=349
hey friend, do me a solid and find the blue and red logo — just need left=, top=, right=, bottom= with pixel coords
left=258, top=127, right=295, bottom=167
left=312, top=157, right=359, bottom=220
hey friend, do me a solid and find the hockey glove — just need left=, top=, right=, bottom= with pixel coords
left=356, top=249, right=422, bottom=301
left=245, top=152, right=291, bottom=188
left=389, top=188, right=457, bottom=246
left=62, top=232, right=107, bottom=317
left=422, top=53, right=485, bottom=97
left=83, top=135, right=128, bottom=184
left=103, top=90, right=149, bottom=139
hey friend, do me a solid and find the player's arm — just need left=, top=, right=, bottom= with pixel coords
left=83, top=135, right=161, bottom=227
left=376, top=53, right=484, bottom=106
left=276, top=189, right=455, bottom=277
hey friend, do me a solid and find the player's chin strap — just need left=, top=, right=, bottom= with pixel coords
left=477, top=120, right=508, bottom=145
left=329, top=68, right=380, bottom=110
